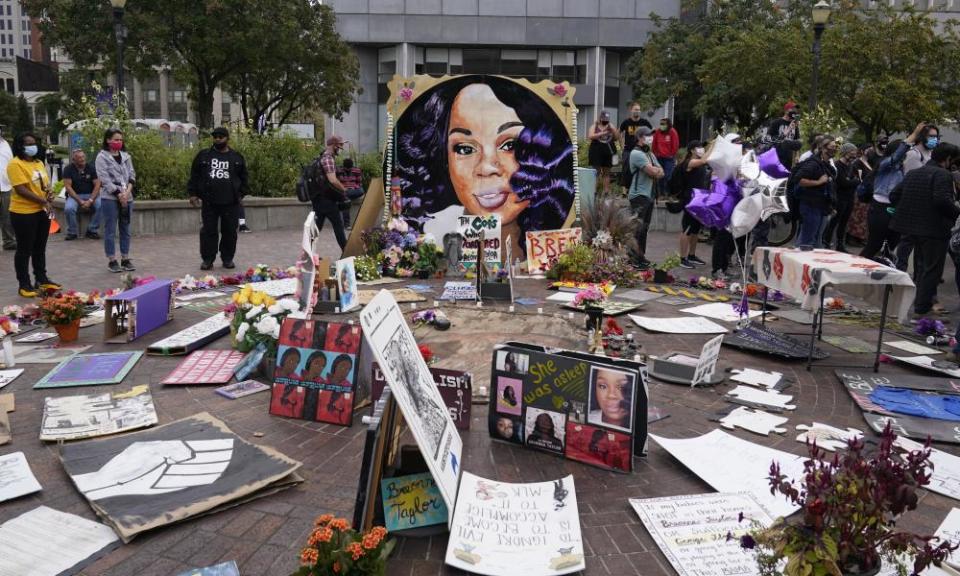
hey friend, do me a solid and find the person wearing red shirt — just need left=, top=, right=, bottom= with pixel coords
left=651, top=118, right=680, bottom=197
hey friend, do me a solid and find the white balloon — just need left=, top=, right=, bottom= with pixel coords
left=730, top=194, right=764, bottom=238
left=706, top=136, right=743, bottom=183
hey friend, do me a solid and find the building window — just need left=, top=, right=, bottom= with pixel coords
left=145, top=89, right=157, bottom=102
left=4, top=78, right=12, bottom=94
left=377, top=46, right=396, bottom=84
left=500, top=49, right=537, bottom=79
left=551, top=50, right=576, bottom=83
left=605, top=52, right=620, bottom=88
left=170, top=90, right=186, bottom=103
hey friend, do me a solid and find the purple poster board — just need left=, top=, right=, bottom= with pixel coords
left=105, top=279, right=174, bottom=342
left=33, top=352, right=143, bottom=388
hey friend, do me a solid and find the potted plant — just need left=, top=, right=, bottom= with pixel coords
left=414, top=240, right=441, bottom=279
left=573, top=286, right=606, bottom=330
left=653, top=253, right=681, bottom=283
left=736, top=422, right=957, bottom=576
left=39, top=294, right=86, bottom=343
left=292, top=514, right=394, bottom=576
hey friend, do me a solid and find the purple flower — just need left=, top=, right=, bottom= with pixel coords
left=399, top=87, right=414, bottom=101
left=915, top=317, right=946, bottom=337
left=732, top=296, right=750, bottom=318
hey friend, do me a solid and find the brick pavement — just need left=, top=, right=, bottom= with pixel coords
left=1, top=223, right=959, bottom=576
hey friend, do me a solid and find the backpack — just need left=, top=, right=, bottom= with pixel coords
left=618, top=150, right=634, bottom=188
left=665, top=160, right=687, bottom=213
left=296, top=158, right=326, bottom=203
left=950, top=215, right=960, bottom=255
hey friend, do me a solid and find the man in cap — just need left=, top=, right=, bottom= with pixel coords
left=188, top=127, right=249, bottom=270
left=311, top=135, right=350, bottom=250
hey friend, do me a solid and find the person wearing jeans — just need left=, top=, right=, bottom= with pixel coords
left=95, top=128, right=137, bottom=273
left=627, top=127, right=663, bottom=267
left=313, top=135, right=349, bottom=250
left=794, top=136, right=838, bottom=249
left=0, top=132, right=15, bottom=251
left=62, top=149, right=101, bottom=240
left=651, top=118, right=679, bottom=198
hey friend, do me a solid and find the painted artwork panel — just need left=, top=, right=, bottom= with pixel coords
left=380, top=472, right=448, bottom=532
left=161, top=350, right=245, bottom=385
left=34, top=351, right=142, bottom=389
left=40, top=385, right=158, bottom=441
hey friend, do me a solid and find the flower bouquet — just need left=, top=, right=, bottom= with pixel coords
left=293, top=515, right=394, bottom=576
left=39, top=293, right=86, bottom=343
left=225, top=285, right=301, bottom=358
left=573, top=286, right=607, bottom=331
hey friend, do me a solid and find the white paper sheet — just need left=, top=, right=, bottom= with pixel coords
left=175, top=291, right=226, bottom=302
left=896, top=437, right=960, bottom=502
left=629, top=315, right=727, bottom=334
left=681, top=302, right=763, bottom=322
left=651, top=430, right=804, bottom=518
left=885, top=340, right=943, bottom=355
left=14, top=332, right=55, bottom=343
left=245, top=278, right=297, bottom=298
left=546, top=291, right=576, bottom=303
left=935, top=509, right=960, bottom=572
left=0, top=506, right=118, bottom=576
left=890, top=355, right=960, bottom=378
left=0, top=369, right=23, bottom=390
left=0, top=451, right=41, bottom=502
left=631, top=492, right=773, bottom=576
left=445, top=472, right=584, bottom=576
left=726, top=386, right=796, bottom=410
left=729, top=368, right=783, bottom=388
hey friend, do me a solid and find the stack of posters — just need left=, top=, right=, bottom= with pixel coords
left=59, top=412, right=302, bottom=542
left=270, top=318, right=363, bottom=425
left=161, top=349, right=245, bottom=385
left=0, top=506, right=119, bottom=575
left=146, top=313, right=231, bottom=356
left=40, top=385, right=158, bottom=441
left=487, top=343, right=647, bottom=472
left=34, top=351, right=142, bottom=389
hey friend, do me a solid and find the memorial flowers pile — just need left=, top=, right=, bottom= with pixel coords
left=915, top=317, right=946, bottom=338
left=735, top=422, right=956, bottom=576
left=225, top=285, right=301, bottom=355
left=39, top=294, right=86, bottom=326
left=573, top=286, right=606, bottom=308
left=361, top=219, right=442, bottom=278
left=293, top=514, right=394, bottom=576
left=354, top=255, right=382, bottom=282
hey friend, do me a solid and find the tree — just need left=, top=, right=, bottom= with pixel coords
left=225, top=1, right=359, bottom=129
left=22, top=0, right=359, bottom=130
left=13, top=95, right=34, bottom=136
left=0, top=90, right=18, bottom=135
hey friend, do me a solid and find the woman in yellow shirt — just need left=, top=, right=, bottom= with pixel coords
left=7, top=132, right=60, bottom=298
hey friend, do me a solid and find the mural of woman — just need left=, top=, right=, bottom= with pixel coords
left=317, top=354, right=354, bottom=425
left=395, top=75, right=575, bottom=257
left=301, top=351, right=328, bottom=422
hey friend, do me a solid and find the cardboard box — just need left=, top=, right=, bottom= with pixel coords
left=104, top=279, right=174, bottom=343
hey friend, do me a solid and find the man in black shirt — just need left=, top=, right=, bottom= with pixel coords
left=188, top=127, right=250, bottom=270
left=619, top=102, right=652, bottom=165
left=766, top=101, right=802, bottom=169
left=62, top=149, right=101, bottom=240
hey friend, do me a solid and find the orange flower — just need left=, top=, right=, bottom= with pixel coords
left=333, top=561, right=341, bottom=573
left=299, top=547, right=319, bottom=565
left=315, top=513, right=334, bottom=527
left=328, top=518, right=349, bottom=531
left=362, top=526, right=387, bottom=550
left=346, top=542, right=365, bottom=560
left=307, top=527, right=333, bottom=546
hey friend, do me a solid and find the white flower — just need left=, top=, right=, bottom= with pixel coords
left=423, top=232, right=437, bottom=245
left=592, top=230, right=612, bottom=248
left=271, top=324, right=281, bottom=339
left=278, top=299, right=300, bottom=312
left=287, top=310, right=306, bottom=320
left=267, top=303, right=284, bottom=315
left=236, top=322, right=250, bottom=341
left=245, top=305, right=264, bottom=320
left=255, top=315, right=279, bottom=338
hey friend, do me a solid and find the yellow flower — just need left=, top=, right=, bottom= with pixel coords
left=236, top=295, right=249, bottom=306
left=250, top=292, right=264, bottom=306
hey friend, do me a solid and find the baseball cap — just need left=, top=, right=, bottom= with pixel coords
left=599, top=111, right=611, bottom=121
left=839, top=143, right=857, bottom=155
left=211, top=127, right=229, bottom=138
left=326, top=135, right=347, bottom=147
left=637, top=126, right=652, bottom=137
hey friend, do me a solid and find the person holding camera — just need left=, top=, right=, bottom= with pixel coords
left=312, top=135, right=349, bottom=251
left=766, top=101, right=803, bottom=169
left=793, top=135, right=838, bottom=249
left=188, top=127, right=249, bottom=270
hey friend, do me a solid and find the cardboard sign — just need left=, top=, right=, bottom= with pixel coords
left=40, top=385, right=158, bottom=441
left=372, top=363, right=472, bottom=430
left=525, top=227, right=582, bottom=275
left=34, top=351, right=142, bottom=389
left=215, top=379, right=269, bottom=400
left=147, top=313, right=231, bottom=356
left=441, top=281, right=478, bottom=301
left=458, top=214, right=501, bottom=270
left=692, top=335, right=724, bottom=386
left=104, top=279, right=175, bottom=343
left=445, top=472, right=585, bottom=576
left=488, top=343, right=647, bottom=473
left=161, top=350, right=245, bottom=385
left=271, top=319, right=363, bottom=426
left=380, top=472, right=448, bottom=532
left=336, top=257, right=360, bottom=313
left=359, top=290, right=463, bottom=524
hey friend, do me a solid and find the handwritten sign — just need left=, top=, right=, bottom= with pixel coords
left=380, top=472, right=448, bottom=532
left=692, top=334, right=724, bottom=386
left=445, top=472, right=585, bottom=575
left=372, top=363, right=472, bottom=430
left=525, top=228, right=582, bottom=275
left=631, top=492, right=773, bottom=576
left=458, top=215, right=501, bottom=270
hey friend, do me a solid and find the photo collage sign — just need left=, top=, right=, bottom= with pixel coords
left=487, top=343, right=647, bottom=473
left=270, top=318, right=362, bottom=426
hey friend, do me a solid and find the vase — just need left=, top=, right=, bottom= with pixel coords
left=584, top=305, right=604, bottom=331
left=1, top=337, right=13, bottom=367
left=417, top=269, right=430, bottom=279
left=653, top=269, right=670, bottom=283
left=258, top=353, right=277, bottom=381
left=54, top=319, right=81, bottom=343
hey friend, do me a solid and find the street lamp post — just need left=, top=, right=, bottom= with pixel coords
left=809, top=0, right=832, bottom=112
left=110, top=0, right=127, bottom=103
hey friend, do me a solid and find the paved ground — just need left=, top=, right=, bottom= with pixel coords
left=1, top=224, right=959, bottom=576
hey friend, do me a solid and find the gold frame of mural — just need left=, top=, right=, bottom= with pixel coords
left=384, top=74, right=579, bottom=228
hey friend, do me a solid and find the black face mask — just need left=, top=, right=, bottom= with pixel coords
left=213, top=141, right=228, bottom=151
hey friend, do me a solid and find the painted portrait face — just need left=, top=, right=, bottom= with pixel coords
left=304, top=355, right=326, bottom=380
left=332, top=358, right=352, bottom=381
left=535, top=413, right=555, bottom=436
left=281, top=350, right=300, bottom=373
left=496, top=417, right=514, bottom=439
left=594, top=368, right=631, bottom=427
left=447, top=83, right=529, bottom=226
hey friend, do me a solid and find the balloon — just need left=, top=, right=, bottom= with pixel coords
left=687, top=178, right=741, bottom=229
left=730, top=194, right=764, bottom=238
left=758, top=147, right=790, bottom=178
left=706, top=136, right=743, bottom=183
left=740, top=150, right=761, bottom=181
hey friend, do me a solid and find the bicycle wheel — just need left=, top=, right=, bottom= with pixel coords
left=765, top=213, right=797, bottom=247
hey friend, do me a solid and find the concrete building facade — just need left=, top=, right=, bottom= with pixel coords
left=324, top=0, right=680, bottom=153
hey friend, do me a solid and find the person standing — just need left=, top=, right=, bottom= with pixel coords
left=675, top=141, right=710, bottom=268
left=793, top=136, right=838, bottom=249
left=651, top=118, right=679, bottom=197
left=312, top=135, right=349, bottom=250
left=95, top=128, right=136, bottom=273
left=62, top=149, right=101, bottom=241
left=895, top=124, right=941, bottom=273
left=0, top=129, right=14, bottom=251
left=822, top=143, right=859, bottom=252
left=335, top=157, right=363, bottom=230
left=188, top=127, right=249, bottom=270
left=765, top=102, right=803, bottom=169
left=8, top=132, right=59, bottom=297
left=618, top=102, right=652, bottom=170
left=627, top=126, right=663, bottom=267
left=587, top=111, right=619, bottom=195
left=890, top=142, right=960, bottom=316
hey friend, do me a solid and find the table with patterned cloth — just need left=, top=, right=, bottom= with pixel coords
left=753, top=247, right=915, bottom=323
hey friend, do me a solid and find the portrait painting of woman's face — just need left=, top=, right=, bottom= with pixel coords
left=393, top=75, right=576, bottom=255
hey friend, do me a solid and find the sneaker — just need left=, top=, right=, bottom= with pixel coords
left=200, top=261, right=214, bottom=271
left=238, top=224, right=251, bottom=234
left=64, top=234, right=78, bottom=241
left=85, top=231, right=101, bottom=240
left=121, top=259, right=136, bottom=272
left=688, top=255, right=706, bottom=266
left=679, top=258, right=695, bottom=269
left=37, top=278, right=62, bottom=291
left=18, top=285, right=38, bottom=298
left=222, top=260, right=236, bottom=269
left=636, top=259, right=652, bottom=270
left=108, top=260, right=122, bottom=273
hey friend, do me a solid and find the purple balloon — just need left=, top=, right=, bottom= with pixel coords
left=758, top=147, right=790, bottom=178
left=686, top=179, right=741, bottom=229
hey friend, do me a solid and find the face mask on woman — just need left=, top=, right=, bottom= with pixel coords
left=23, top=145, right=37, bottom=157
left=694, top=147, right=705, bottom=157
left=109, top=140, right=123, bottom=153
left=926, top=136, right=939, bottom=150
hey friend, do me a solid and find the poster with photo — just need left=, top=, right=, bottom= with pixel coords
left=270, top=318, right=362, bottom=426
left=359, top=290, right=462, bottom=522
left=336, top=257, right=360, bottom=313
left=40, top=385, right=158, bottom=441
left=487, top=343, right=647, bottom=473
left=371, top=363, right=472, bottom=430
